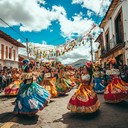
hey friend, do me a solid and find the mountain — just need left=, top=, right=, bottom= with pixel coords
left=68, top=59, right=88, bottom=68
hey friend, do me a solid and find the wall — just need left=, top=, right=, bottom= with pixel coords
left=102, top=0, right=128, bottom=64
left=103, top=1, right=128, bottom=46
left=0, top=38, right=19, bottom=68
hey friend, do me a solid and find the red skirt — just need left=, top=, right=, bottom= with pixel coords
left=67, top=85, right=100, bottom=113
left=4, top=80, right=21, bottom=96
left=104, top=78, right=128, bottom=103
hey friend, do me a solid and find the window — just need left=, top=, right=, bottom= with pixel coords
left=1, top=44, right=4, bottom=60
left=115, top=9, right=124, bottom=43
left=9, top=47, right=12, bottom=59
left=13, top=50, right=16, bottom=61
left=6, top=46, right=8, bottom=58
left=105, top=30, right=110, bottom=51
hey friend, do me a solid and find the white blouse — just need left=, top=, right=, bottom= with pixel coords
left=81, top=74, right=90, bottom=81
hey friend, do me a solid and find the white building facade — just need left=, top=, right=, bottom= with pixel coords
left=99, top=0, right=128, bottom=66
left=0, top=31, right=25, bottom=68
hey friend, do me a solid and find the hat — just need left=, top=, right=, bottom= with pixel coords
left=107, top=58, right=116, bottom=65
left=85, top=61, right=93, bottom=68
left=57, top=63, right=64, bottom=69
left=23, top=59, right=29, bottom=64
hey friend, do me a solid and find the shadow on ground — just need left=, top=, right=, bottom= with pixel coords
left=0, top=95, right=16, bottom=101
left=0, top=112, right=39, bottom=125
left=53, top=110, right=101, bottom=128
left=105, top=100, right=128, bottom=112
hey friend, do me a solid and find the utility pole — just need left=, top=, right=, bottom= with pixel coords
left=26, top=38, right=29, bottom=59
left=89, top=34, right=93, bottom=62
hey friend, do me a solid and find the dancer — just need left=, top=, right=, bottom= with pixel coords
left=67, top=62, right=100, bottom=113
left=104, top=58, right=128, bottom=103
left=40, top=64, right=58, bottom=98
left=93, top=65, right=105, bottom=93
left=4, top=68, right=22, bottom=96
left=55, top=64, right=72, bottom=95
left=13, top=63, right=50, bottom=115
left=101, top=70, right=110, bottom=87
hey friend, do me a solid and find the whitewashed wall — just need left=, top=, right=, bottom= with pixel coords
left=102, top=0, right=128, bottom=64
left=0, top=38, right=19, bottom=68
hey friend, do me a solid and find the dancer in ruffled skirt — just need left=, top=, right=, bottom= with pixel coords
left=67, top=62, right=100, bottom=113
left=104, top=58, right=128, bottom=103
left=13, top=63, right=50, bottom=115
left=93, top=66, right=105, bottom=93
left=4, top=68, right=22, bottom=96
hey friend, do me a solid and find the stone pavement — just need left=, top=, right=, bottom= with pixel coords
left=0, top=89, right=128, bottom=128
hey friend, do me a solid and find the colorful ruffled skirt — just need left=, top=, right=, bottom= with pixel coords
left=41, top=78, right=58, bottom=98
left=93, top=78, right=105, bottom=93
left=36, top=75, right=43, bottom=84
left=67, top=84, right=100, bottom=113
left=13, top=82, right=50, bottom=114
left=104, top=77, right=128, bottom=103
left=4, top=80, right=21, bottom=96
left=56, top=78, right=72, bottom=95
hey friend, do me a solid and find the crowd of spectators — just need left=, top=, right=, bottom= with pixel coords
left=0, top=64, right=13, bottom=92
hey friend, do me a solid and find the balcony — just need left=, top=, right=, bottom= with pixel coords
left=110, top=34, right=124, bottom=49
left=110, top=35, right=116, bottom=49
left=100, top=34, right=124, bottom=58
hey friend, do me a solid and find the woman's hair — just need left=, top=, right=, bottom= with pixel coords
left=86, top=65, right=93, bottom=85
left=109, top=63, right=119, bottom=69
left=24, top=66, right=30, bottom=73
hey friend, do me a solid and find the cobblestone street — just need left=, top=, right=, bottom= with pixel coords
left=0, top=88, right=128, bottom=128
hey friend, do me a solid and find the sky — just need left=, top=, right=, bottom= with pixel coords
left=0, top=0, right=111, bottom=64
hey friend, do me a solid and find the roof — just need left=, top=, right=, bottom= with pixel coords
left=18, top=54, right=27, bottom=61
left=100, top=0, right=119, bottom=28
left=0, top=30, right=26, bottom=48
left=95, top=32, right=103, bottom=42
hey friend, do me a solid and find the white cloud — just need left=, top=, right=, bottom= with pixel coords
left=0, top=0, right=100, bottom=40
left=17, top=38, right=21, bottom=42
left=18, top=42, right=55, bottom=56
left=50, top=29, right=53, bottom=32
left=58, top=12, right=94, bottom=38
left=0, top=0, right=66, bottom=32
left=0, top=0, right=101, bottom=64
left=42, top=41, right=47, bottom=45
left=18, top=40, right=100, bottom=64
left=72, top=0, right=111, bottom=16
left=87, top=10, right=93, bottom=18
left=58, top=40, right=99, bottom=64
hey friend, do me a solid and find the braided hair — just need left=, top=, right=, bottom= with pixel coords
left=86, top=65, right=93, bottom=85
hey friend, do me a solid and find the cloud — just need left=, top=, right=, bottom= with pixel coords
left=87, top=10, right=94, bottom=18
left=18, top=42, right=55, bottom=56
left=18, top=39, right=99, bottom=64
left=0, top=0, right=101, bottom=64
left=0, top=0, right=66, bottom=32
left=58, top=40, right=99, bottom=64
left=72, top=0, right=111, bottom=16
left=0, top=0, right=99, bottom=38
left=58, top=12, right=94, bottom=38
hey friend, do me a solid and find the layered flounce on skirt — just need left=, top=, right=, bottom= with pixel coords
left=104, top=78, right=128, bottom=103
left=36, top=75, right=43, bottom=84
left=56, top=78, right=73, bottom=95
left=13, top=82, right=50, bottom=115
left=67, top=84, right=100, bottom=113
left=41, top=78, right=58, bottom=98
left=93, top=78, right=105, bottom=93
left=4, top=80, right=22, bottom=96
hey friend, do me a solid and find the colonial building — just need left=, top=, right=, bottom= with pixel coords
left=97, top=0, right=128, bottom=67
left=0, top=30, right=25, bottom=68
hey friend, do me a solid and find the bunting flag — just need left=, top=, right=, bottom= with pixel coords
left=27, top=24, right=97, bottom=59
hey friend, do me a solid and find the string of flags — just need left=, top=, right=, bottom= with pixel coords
left=28, top=24, right=96, bottom=59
